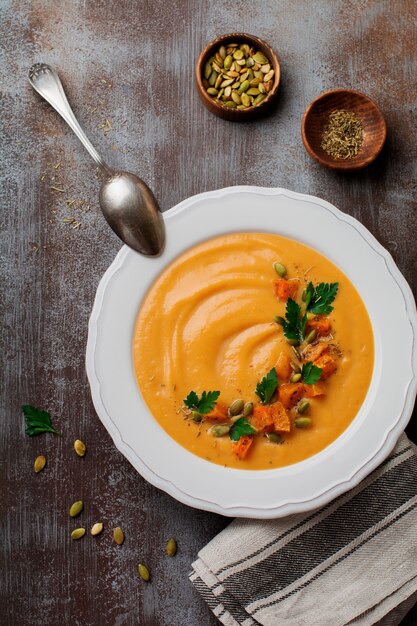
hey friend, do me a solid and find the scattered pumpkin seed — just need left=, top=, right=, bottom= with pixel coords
left=290, top=373, right=302, bottom=383
left=91, top=522, right=103, bottom=536
left=138, top=563, right=150, bottom=582
left=191, top=410, right=203, bottom=422
left=210, top=424, right=230, bottom=437
left=229, top=399, right=245, bottom=416
left=113, top=527, right=125, bottom=545
left=297, top=400, right=310, bottom=415
left=74, top=439, right=86, bottom=457
left=295, top=417, right=312, bottom=428
left=305, top=330, right=317, bottom=344
left=34, top=455, right=46, bottom=473
left=230, top=413, right=243, bottom=423
left=266, top=432, right=283, bottom=443
left=287, top=338, right=300, bottom=347
left=71, top=528, right=86, bottom=540
left=166, top=537, right=177, bottom=557
left=301, top=289, right=307, bottom=302
left=292, top=346, right=302, bottom=360
left=243, top=402, right=254, bottom=417
left=274, top=262, right=287, bottom=278
left=69, top=500, right=83, bottom=517
left=274, top=315, right=285, bottom=326
left=202, top=42, right=273, bottom=110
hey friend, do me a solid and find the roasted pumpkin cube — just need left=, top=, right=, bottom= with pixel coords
left=233, top=435, right=254, bottom=460
left=314, top=354, right=338, bottom=379
left=275, top=351, right=292, bottom=380
left=273, top=278, right=299, bottom=301
left=270, top=401, right=291, bottom=432
left=279, top=382, right=305, bottom=408
left=303, top=382, right=326, bottom=398
left=251, top=405, right=274, bottom=432
left=204, top=402, right=229, bottom=422
left=303, top=342, right=329, bottom=363
left=307, top=316, right=332, bottom=337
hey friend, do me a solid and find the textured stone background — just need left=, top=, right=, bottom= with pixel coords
left=1, top=0, right=416, bottom=624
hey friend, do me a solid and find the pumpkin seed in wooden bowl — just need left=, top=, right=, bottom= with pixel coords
left=196, top=33, right=281, bottom=121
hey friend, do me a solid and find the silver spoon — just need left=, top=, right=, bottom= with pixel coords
left=29, top=63, right=165, bottom=256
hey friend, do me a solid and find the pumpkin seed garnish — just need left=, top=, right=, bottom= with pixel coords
left=243, top=402, right=254, bottom=417
left=297, top=400, right=310, bottom=415
left=210, top=424, right=230, bottom=437
left=228, top=399, right=244, bottom=416
left=69, top=500, right=83, bottom=517
left=295, top=417, right=312, bottom=428
left=266, top=432, right=283, bottom=444
left=91, top=522, right=103, bottom=536
left=274, top=262, right=287, bottom=278
left=202, top=42, right=273, bottom=110
left=138, top=563, right=150, bottom=582
left=166, top=537, right=177, bottom=557
left=34, top=455, right=46, bottom=473
left=71, top=528, right=86, bottom=540
left=74, top=439, right=86, bottom=457
left=113, top=527, right=125, bottom=545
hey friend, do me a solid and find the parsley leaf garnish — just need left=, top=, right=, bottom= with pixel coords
left=229, top=417, right=256, bottom=441
left=305, top=282, right=339, bottom=315
left=22, top=405, right=62, bottom=436
left=301, top=361, right=323, bottom=385
left=255, top=368, right=278, bottom=404
left=184, top=390, right=220, bottom=414
left=282, top=298, right=307, bottom=342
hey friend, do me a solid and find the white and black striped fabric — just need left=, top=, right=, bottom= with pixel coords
left=190, top=434, right=417, bottom=626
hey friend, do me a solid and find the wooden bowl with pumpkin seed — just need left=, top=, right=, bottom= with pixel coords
left=196, top=33, right=281, bottom=121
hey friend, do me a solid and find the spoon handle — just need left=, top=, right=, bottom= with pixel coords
left=29, top=63, right=112, bottom=175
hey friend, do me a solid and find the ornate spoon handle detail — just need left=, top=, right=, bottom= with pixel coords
left=29, top=63, right=112, bottom=175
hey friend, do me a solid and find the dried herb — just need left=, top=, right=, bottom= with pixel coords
left=321, top=109, right=363, bottom=159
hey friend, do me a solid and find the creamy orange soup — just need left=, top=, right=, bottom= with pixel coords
left=133, top=233, right=374, bottom=469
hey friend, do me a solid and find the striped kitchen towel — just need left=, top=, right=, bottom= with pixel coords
left=190, top=434, right=417, bottom=626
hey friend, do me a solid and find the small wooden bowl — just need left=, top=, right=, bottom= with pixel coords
left=195, top=33, right=280, bottom=122
left=301, top=89, right=386, bottom=170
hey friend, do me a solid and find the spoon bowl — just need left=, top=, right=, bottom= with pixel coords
left=28, top=63, right=165, bottom=256
left=99, top=172, right=164, bottom=256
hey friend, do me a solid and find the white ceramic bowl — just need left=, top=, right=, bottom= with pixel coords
left=86, top=187, right=417, bottom=519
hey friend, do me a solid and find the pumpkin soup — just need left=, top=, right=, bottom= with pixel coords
left=133, top=233, right=374, bottom=469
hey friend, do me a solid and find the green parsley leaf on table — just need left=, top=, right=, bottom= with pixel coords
left=282, top=298, right=307, bottom=342
left=22, top=405, right=62, bottom=436
left=255, top=368, right=278, bottom=404
left=305, top=282, right=339, bottom=315
left=229, top=417, right=256, bottom=441
left=301, top=361, right=323, bottom=385
left=184, top=390, right=220, bottom=414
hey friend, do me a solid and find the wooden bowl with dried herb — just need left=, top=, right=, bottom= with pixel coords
left=195, top=33, right=280, bottom=121
left=301, top=89, right=386, bottom=170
